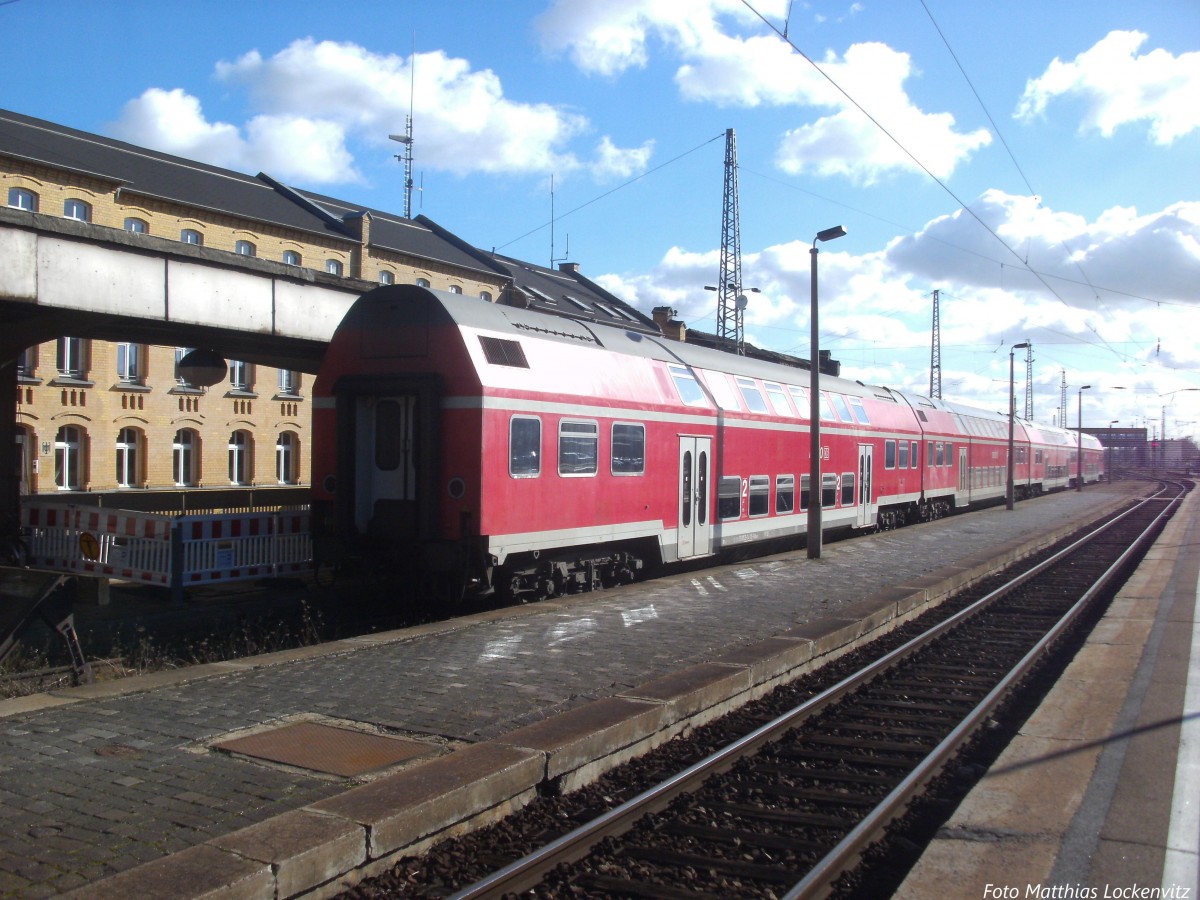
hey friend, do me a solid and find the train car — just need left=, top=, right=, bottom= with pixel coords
left=311, top=285, right=1104, bottom=602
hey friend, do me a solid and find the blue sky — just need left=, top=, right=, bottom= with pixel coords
left=3, top=0, right=1198, bottom=437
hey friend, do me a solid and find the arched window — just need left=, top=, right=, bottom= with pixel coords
left=173, top=429, right=198, bottom=487
left=378, top=270, right=395, bottom=285
left=63, top=198, right=91, bottom=222
left=448, top=285, right=463, bottom=294
left=181, top=229, right=203, bottom=245
left=228, top=431, right=252, bottom=485
left=276, top=432, right=299, bottom=485
left=8, top=187, right=38, bottom=212
left=283, top=250, right=301, bottom=266
left=416, top=277, right=430, bottom=288
left=115, top=427, right=141, bottom=488
left=235, top=240, right=256, bottom=257
left=480, top=291, right=493, bottom=302
left=325, top=259, right=343, bottom=276
left=124, top=217, right=148, bottom=234
left=54, top=425, right=84, bottom=490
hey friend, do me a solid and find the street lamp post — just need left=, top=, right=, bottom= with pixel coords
left=1006, top=341, right=1030, bottom=510
left=1077, top=384, right=1091, bottom=490
left=807, top=225, right=846, bottom=560
left=1108, top=419, right=1118, bottom=481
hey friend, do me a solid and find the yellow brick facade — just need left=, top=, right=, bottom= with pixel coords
left=5, top=153, right=506, bottom=497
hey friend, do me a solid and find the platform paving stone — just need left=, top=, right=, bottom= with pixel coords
left=0, top=487, right=1131, bottom=896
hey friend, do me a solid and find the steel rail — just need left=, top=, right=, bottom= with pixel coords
left=783, top=482, right=1184, bottom=899
left=447, top=489, right=1179, bottom=900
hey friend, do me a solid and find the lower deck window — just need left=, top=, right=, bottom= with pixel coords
left=841, top=472, right=855, bottom=506
left=822, top=473, right=837, bottom=508
left=800, top=474, right=810, bottom=511
left=719, top=476, right=741, bottom=519
left=611, top=422, right=645, bottom=474
left=559, top=420, right=598, bottom=475
left=748, top=475, right=770, bottom=517
left=776, top=475, right=795, bottom=513
left=510, top=416, right=541, bottom=476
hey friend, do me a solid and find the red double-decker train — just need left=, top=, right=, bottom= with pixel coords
left=310, top=285, right=1104, bottom=601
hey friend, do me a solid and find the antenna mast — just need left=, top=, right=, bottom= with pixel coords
left=717, top=128, right=745, bottom=354
left=929, top=289, right=942, bottom=398
left=1024, top=343, right=1034, bottom=420
left=1059, top=370, right=1067, bottom=429
left=388, top=41, right=416, bottom=219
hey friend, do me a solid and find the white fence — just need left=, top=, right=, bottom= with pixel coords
left=21, top=501, right=311, bottom=601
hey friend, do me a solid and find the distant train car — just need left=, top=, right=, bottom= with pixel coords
left=310, top=285, right=1105, bottom=601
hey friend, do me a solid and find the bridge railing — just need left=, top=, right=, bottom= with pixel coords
left=20, top=501, right=311, bottom=602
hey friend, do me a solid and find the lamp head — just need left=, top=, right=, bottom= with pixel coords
left=815, top=225, right=847, bottom=243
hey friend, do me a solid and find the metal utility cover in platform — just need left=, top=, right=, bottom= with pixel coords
left=214, top=722, right=432, bottom=777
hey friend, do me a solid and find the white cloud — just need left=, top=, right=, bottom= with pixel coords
left=1016, top=31, right=1200, bottom=144
left=115, top=39, right=651, bottom=184
left=539, top=4, right=990, bottom=182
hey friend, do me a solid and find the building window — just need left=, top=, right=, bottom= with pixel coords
left=56, top=337, right=86, bottom=378
left=16, top=346, right=35, bottom=379
left=278, top=369, right=299, bottom=396
left=174, top=347, right=194, bottom=386
left=378, top=270, right=395, bottom=285
left=480, top=291, right=492, bottom=302
left=283, top=250, right=301, bottom=266
left=448, top=285, right=462, bottom=294
left=276, top=432, right=299, bottom=485
left=54, top=425, right=84, bottom=490
left=63, top=198, right=91, bottom=222
left=15, top=425, right=33, bottom=494
left=116, top=343, right=142, bottom=383
left=8, top=187, right=38, bottom=211
left=228, top=431, right=252, bottom=485
left=325, top=259, right=343, bottom=276
left=235, top=240, right=256, bottom=257
left=124, top=217, right=148, bottom=234
left=229, top=360, right=252, bottom=391
left=173, top=429, right=197, bottom=486
left=115, top=427, right=141, bottom=488
left=416, top=277, right=430, bottom=288
left=181, top=229, right=203, bottom=245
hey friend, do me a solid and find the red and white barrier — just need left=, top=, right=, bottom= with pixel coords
left=21, top=501, right=311, bottom=599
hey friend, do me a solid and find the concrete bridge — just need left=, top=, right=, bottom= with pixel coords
left=0, top=207, right=369, bottom=538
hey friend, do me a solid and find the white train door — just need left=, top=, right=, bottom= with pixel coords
left=354, top=395, right=418, bottom=537
left=677, top=437, right=712, bottom=559
left=857, top=444, right=876, bottom=528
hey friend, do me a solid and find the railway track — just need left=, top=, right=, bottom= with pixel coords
left=357, top=483, right=1183, bottom=900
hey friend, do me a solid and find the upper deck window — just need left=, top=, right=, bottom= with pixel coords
left=764, top=382, right=792, bottom=416
left=668, top=364, right=709, bottom=407
left=736, top=377, right=768, bottom=413
left=830, top=393, right=854, bottom=422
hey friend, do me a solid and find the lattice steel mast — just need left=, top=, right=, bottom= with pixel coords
left=1024, top=343, right=1034, bottom=420
left=716, top=128, right=745, bottom=354
left=929, top=289, right=942, bottom=398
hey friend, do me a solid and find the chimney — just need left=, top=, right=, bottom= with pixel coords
left=652, top=307, right=686, bottom=342
left=558, top=261, right=580, bottom=274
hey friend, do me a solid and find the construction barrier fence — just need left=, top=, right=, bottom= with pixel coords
left=21, top=501, right=311, bottom=601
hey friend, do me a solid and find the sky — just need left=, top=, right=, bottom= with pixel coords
left=3, top=0, right=1198, bottom=438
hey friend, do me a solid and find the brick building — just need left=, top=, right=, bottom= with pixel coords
left=2, top=108, right=651, bottom=502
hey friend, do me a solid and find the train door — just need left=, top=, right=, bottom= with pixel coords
left=958, top=446, right=969, bottom=500
left=354, top=395, right=419, bottom=540
left=856, top=444, right=876, bottom=528
left=677, top=437, right=712, bottom=559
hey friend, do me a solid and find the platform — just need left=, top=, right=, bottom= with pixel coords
left=899, top=485, right=1199, bottom=898
left=0, top=483, right=1180, bottom=899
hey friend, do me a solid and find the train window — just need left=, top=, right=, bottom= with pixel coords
left=818, top=393, right=837, bottom=422
left=884, top=440, right=897, bottom=469
left=776, top=475, right=795, bottom=513
left=787, top=386, right=809, bottom=418
left=737, top=377, right=769, bottom=414
left=821, top=474, right=838, bottom=508
left=559, top=420, right=598, bottom=476
left=668, top=364, right=709, bottom=407
left=1036, top=449, right=1044, bottom=464
left=841, top=472, right=855, bottom=506
left=910, top=442, right=919, bottom=468
left=936, top=442, right=945, bottom=466
left=707, top=373, right=741, bottom=410
left=764, top=382, right=792, bottom=416
left=510, top=416, right=541, bottom=477
left=375, top=401, right=404, bottom=471
left=748, top=476, right=770, bottom=517
left=946, top=443, right=954, bottom=464
left=799, top=475, right=810, bottom=511
left=898, top=441, right=909, bottom=468
left=611, top=423, right=645, bottom=475
left=830, top=394, right=854, bottom=422
left=927, top=442, right=934, bottom=467
left=849, top=397, right=870, bottom=424
left=718, top=476, right=742, bottom=520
